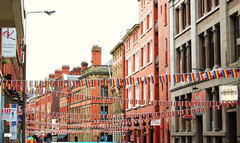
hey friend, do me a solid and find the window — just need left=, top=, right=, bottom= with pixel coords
left=146, top=9, right=152, bottom=30
left=143, top=82, right=146, bottom=105
left=165, top=38, right=168, bottom=64
left=101, top=86, right=108, bottom=97
left=176, top=9, right=180, bottom=34
left=134, top=50, right=139, bottom=72
left=128, top=88, right=132, bottom=108
left=234, top=16, right=240, bottom=60
left=141, top=44, right=146, bottom=67
left=135, top=85, right=139, bottom=106
left=32, top=107, right=34, bottom=112
left=100, top=106, right=108, bottom=120
left=201, top=35, right=206, bottom=70
left=183, top=3, right=187, bottom=29
left=164, top=4, right=167, bottom=24
left=141, top=17, right=146, bottom=36
left=147, top=38, right=153, bottom=63
left=200, top=0, right=205, bottom=17
left=128, top=58, right=131, bottom=76
left=149, top=82, right=153, bottom=101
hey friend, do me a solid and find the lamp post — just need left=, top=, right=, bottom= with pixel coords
left=22, top=10, right=55, bottom=143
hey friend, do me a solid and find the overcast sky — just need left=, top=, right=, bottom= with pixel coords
left=24, top=0, right=139, bottom=81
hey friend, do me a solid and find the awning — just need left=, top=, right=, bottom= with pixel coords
left=56, top=134, right=67, bottom=139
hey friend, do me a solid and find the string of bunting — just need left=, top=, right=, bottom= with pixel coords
left=9, top=84, right=239, bottom=110
left=21, top=102, right=237, bottom=124
left=26, top=120, right=152, bottom=130
left=25, top=102, right=234, bottom=132
left=0, top=68, right=238, bottom=89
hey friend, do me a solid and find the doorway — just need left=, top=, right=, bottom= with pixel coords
left=227, top=112, right=237, bottom=143
left=75, top=136, right=78, bottom=142
left=196, top=115, right=203, bottom=143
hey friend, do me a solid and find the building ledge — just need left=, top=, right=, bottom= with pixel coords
left=171, top=132, right=195, bottom=136
left=202, top=131, right=226, bottom=136
left=228, top=60, right=240, bottom=68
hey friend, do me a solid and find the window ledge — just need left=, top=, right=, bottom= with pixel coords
left=133, top=105, right=140, bottom=110
left=147, top=1, right=150, bottom=4
left=174, top=26, right=191, bottom=40
left=126, top=108, right=132, bottom=111
left=140, top=33, right=146, bottom=39
left=126, top=75, right=131, bottom=78
left=147, top=62, right=153, bottom=66
left=140, top=104, right=146, bottom=107
left=196, top=5, right=220, bottom=24
left=132, top=41, right=138, bottom=47
left=141, top=66, right=146, bottom=70
left=146, top=27, right=152, bottom=33
left=133, top=70, right=139, bottom=75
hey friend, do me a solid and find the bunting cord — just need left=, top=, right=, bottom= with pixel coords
left=21, top=100, right=238, bottom=121
left=23, top=102, right=235, bottom=125
left=1, top=68, right=239, bottom=88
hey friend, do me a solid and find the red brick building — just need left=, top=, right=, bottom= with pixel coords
left=157, top=0, right=171, bottom=142
left=121, top=0, right=171, bottom=143
left=67, top=45, right=112, bottom=142
left=122, top=0, right=160, bottom=142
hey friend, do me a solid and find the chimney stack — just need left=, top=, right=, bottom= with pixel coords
left=48, top=74, right=55, bottom=79
left=91, top=45, right=102, bottom=65
left=81, top=61, right=88, bottom=71
left=62, top=65, right=69, bottom=75
left=72, top=67, right=81, bottom=75
left=55, top=70, right=62, bottom=78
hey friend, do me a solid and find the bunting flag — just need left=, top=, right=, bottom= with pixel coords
left=129, top=78, right=134, bottom=85
left=165, top=75, right=171, bottom=83
left=205, top=71, right=212, bottom=80
left=89, top=79, right=94, bottom=87
left=213, top=70, right=220, bottom=79
left=98, top=79, right=103, bottom=87
left=116, top=78, right=122, bottom=86
left=103, top=79, right=108, bottom=86
left=85, top=80, right=90, bottom=87
left=137, top=77, right=142, bottom=85
left=231, top=69, right=238, bottom=78
left=188, top=73, right=195, bottom=81
left=197, top=72, right=204, bottom=81
left=110, top=79, right=115, bottom=86
left=144, top=77, right=150, bottom=84
left=124, top=78, right=129, bottom=86
left=173, top=74, right=179, bottom=83
left=79, top=80, right=84, bottom=87
left=222, top=70, right=229, bottom=78
left=7, top=104, right=17, bottom=108
left=151, top=76, right=157, bottom=84
left=6, top=121, right=17, bottom=126
left=159, top=75, right=165, bottom=83
left=181, top=74, right=187, bottom=82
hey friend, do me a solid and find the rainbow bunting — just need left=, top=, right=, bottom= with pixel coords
left=116, top=78, right=122, bottom=86
left=159, top=75, right=165, bottom=83
left=7, top=104, right=17, bottom=108
left=181, top=74, right=187, bottom=82
left=98, top=79, right=103, bottom=86
left=188, top=73, right=195, bottom=81
left=144, top=77, right=150, bottom=84
left=124, top=78, right=129, bottom=85
left=103, top=79, right=108, bottom=86
left=6, top=121, right=16, bottom=126
left=197, top=72, right=204, bottom=81
left=205, top=71, right=212, bottom=80
left=137, top=77, right=142, bottom=84
left=79, top=80, right=83, bottom=87
left=213, top=70, right=220, bottom=79
left=231, top=69, right=238, bottom=78
left=222, top=70, right=229, bottom=78
left=151, top=76, right=157, bottom=84
left=129, top=78, right=134, bottom=85
left=110, top=79, right=115, bottom=86
left=85, top=80, right=90, bottom=87
left=173, top=74, right=179, bottom=83
left=73, top=80, right=77, bottom=87
left=90, top=79, right=95, bottom=87
left=165, top=75, right=171, bottom=83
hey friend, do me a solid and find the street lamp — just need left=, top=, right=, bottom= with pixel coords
left=22, top=10, right=55, bottom=143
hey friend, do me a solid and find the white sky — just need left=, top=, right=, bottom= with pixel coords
left=24, top=0, right=139, bottom=81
